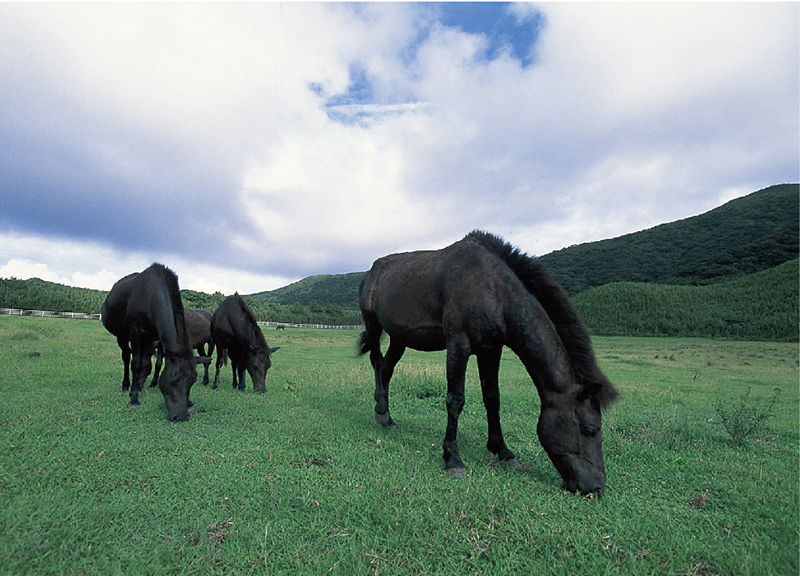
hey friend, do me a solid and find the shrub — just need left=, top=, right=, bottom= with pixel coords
left=714, top=387, right=781, bottom=445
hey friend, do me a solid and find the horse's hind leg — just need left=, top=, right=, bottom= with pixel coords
left=477, top=347, right=518, bottom=467
left=373, top=339, right=405, bottom=428
left=196, top=345, right=210, bottom=386
left=212, top=347, right=225, bottom=389
left=117, top=336, right=131, bottom=391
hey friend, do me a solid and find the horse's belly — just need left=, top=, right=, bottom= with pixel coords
left=390, top=325, right=446, bottom=352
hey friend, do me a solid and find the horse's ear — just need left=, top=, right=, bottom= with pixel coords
left=578, top=379, right=619, bottom=407
left=269, top=346, right=281, bottom=354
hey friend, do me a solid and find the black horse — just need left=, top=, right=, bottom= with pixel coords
left=120, top=263, right=210, bottom=421
left=210, top=293, right=280, bottom=392
left=102, top=272, right=157, bottom=391
left=149, top=309, right=216, bottom=388
left=358, top=231, right=619, bottom=495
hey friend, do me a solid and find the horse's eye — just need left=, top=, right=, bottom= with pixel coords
left=580, top=423, right=599, bottom=438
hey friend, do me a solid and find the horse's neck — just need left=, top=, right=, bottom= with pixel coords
left=506, top=304, right=574, bottom=397
left=151, top=300, right=189, bottom=356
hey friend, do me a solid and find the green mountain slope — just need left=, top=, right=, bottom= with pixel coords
left=247, top=184, right=798, bottom=306
left=539, top=183, right=799, bottom=294
left=248, top=272, right=365, bottom=308
left=573, top=258, right=799, bottom=341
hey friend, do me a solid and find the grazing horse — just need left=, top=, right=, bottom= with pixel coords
left=358, top=231, right=619, bottom=495
left=124, top=263, right=211, bottom=421
left=150, top=309, right=216, bottom=388
left=102, top=272, right=157, bottom=390
left=210, top=293, right=280, bottom=392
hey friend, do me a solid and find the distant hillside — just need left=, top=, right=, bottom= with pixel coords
left=539, top=183, right=799, bottom=295
left=248, top=184, right=799, bottom=306
left=573, top=258, right=799, bottom=341
left=248, top=272, right=364, bottom=308
left=0, top=277, right=107, bottom=314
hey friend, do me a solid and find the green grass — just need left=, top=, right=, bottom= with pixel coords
left=0, top=317, right=797, bottom=575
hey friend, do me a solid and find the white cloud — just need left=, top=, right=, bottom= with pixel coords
left=0, top=3, right=796, bottom=292
left=0, top=232, right=293, bottom=294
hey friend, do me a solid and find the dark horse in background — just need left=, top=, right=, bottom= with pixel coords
left=105, top=264, right=210, bottom=421
left=149, top=309, right=216, bottom=388
left=359, top=231, right=619, bottom=495
left=211, top=293, right=280, bottom=392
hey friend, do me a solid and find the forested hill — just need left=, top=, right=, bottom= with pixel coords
left=539, top=183, right=799, bottom=295
left=248, top=272, right=364, bottom=307
left=248, top=183, right=799, bottom=304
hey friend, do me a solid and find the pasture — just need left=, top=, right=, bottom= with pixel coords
left=0, top=316, right=797, bottom=575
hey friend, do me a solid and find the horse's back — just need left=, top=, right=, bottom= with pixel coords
left=360, top=239, right=523, bottom=351
left=211, top=294, right=265, bottom=352
left=185, top=309, right=212, bottom=346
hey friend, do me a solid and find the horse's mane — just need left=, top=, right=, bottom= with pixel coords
left=235, top=293, right=269, bottom=349
left=466, top=231, right=618, bottom=406
left=151, top=263, right=192, bottom=357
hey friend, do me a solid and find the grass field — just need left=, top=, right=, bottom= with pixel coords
left=0, top=316, right=797, bottom=575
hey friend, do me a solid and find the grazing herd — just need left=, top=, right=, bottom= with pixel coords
left=101, top=231, right=618, bottom=494
left=102, top=265, right=276, bottom=421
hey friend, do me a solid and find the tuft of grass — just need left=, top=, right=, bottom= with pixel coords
left=714, top=386, right=782, bottom=445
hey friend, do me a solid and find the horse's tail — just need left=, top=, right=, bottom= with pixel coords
left=467, top=230, right=618, bottom=406
left=357, top=331, right=371, bottom=356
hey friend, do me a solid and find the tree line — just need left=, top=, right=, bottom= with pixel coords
left=2, top=257, right=797, bottom=340
left=0, top=278, right=364, bottom=327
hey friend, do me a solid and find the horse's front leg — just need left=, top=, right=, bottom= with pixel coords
left=238, top=365, right=247, bottom=391
left=477, top=348, right=518, bottom=468
left=128, top=341, right=151, bottom=408
left=230, top=357, right=239, bottom=389
left=149, top=342, right=163, bottom=387
left=443, top=338, right=470, bottom=477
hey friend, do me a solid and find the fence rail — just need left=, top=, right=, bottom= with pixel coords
left=0, top=308, right=363, bottom=330
left=0, top=308, right=101, bottom=320
left=258, top=321, right=363, bottom=330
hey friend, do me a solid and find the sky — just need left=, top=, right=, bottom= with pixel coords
left=1, top=2, right=798, bottom=295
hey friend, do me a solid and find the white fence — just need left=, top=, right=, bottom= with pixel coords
left=0, top=308, right=101, bottom=320
left=258, top=321, right=363, bottom=330
left=0, top=308, right=363, bottom=330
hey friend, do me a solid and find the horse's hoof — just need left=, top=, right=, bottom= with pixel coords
left=449, top=467, right=467, bottom=479
left=375, top=411, right=395, bottom=429
left=504, top=458, right=520, bottom=469
left=127, top=401, right=140, bottom=408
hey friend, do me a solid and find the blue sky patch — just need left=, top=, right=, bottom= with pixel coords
left=318, top=3, right=544, bottom=124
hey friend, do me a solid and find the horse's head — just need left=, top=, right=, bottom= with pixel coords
left=245, top=346, right=280, bottom=393
left=159, top=355, right=210, bottom=421
left=537, top=383, right=616, bottom=495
